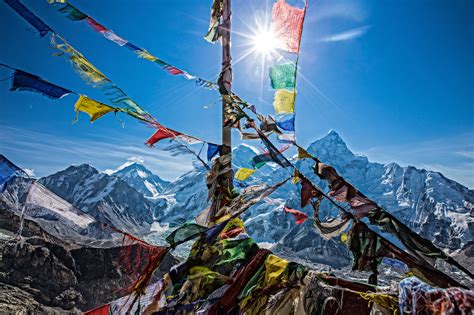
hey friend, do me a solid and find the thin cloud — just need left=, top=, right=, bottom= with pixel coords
left=0, top=125, right=195, bottom=181
left=321, top=25, right=371, bottom=42
left=23, top=168, right=36, bottom=177
left=359, top=132, right=474, bottom=188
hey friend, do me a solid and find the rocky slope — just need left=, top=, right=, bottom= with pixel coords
left=39, top=164, right=160, bottom=235
left=0, top=207, right=177, bottom=313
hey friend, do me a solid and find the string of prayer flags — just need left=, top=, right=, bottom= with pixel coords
left=283, top=206, right=308, bottom=224
left=73, top=95, right=116, bottom=123
left=49, top=1, right=218, bottom=90
left=234, top=168, right=256, bottom=181
left=4, top=0, right=53, bottom=37
left=10, top=69, right=73, bottom=99
left=255, top=128, right=292, bottom=168
left=0, top=155, right=27, bottom=192
left=266, top=0, right=307, bottom=143
left=145, top=127, right=202, bottom=147
left=207, top=143, right=222, bottom=161
left=273, top=89, right=296, bottom=114
left=50, top=34, right=154, bottom=123
left=271, top=0, right=306, bottom=54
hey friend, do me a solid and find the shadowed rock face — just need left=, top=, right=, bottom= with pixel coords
left=0, top=208, right=177, bottom=312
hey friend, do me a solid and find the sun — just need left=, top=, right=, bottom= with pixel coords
left=251, top=26, right=279, bottom=56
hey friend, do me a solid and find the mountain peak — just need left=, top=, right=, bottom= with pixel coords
left=108, top=160, right=170, bottom=198
left=307, top=130, right=355, bottom=162
left=323, top=129, right=345, bottom=144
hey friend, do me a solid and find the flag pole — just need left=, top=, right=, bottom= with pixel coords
left=213, top=0, right=233, bottom=221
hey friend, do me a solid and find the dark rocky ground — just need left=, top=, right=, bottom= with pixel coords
left=0, top=208, right=177, bottom=313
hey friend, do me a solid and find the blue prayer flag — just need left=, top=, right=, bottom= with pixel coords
left=276, top=114, right=295, bottom=132
left=5, top=0, right=53, bottom=37
left=207, top=143, right=221, bottom=161
left=0, top=155, right=26, bottom=192
left=11, top=70, right=72, bottom=99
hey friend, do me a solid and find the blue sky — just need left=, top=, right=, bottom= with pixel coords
left=0, top=0, right=473, bottom=187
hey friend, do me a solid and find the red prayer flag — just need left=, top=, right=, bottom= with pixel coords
left=163, top=65, right=185, bottom=75
left=301, top=177, right=319, bottom=208
left=271, top=0, right=306, bottom=53
left=284, top=206, right=308, bottom=224
left=145, top=127, right=182, bottom=147
left=85, top=17, right=107, bottom=33
left=82, top=303, right=110, bottom=315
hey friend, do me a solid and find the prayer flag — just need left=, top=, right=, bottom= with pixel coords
left=145, top=128, right=181, bottom=147
left=234, top=168, right=256, bottom=181
left=58, top=3, right=87, bottom=21
left=103, top=31, right=128, bottom=46
left=207, top=143, right=221, bottom=161
left=145, top=127, right=201, bottom=147
left=271, top=0, right=305, bottom=53
left=273, top=89, right=296, bottom=114
left=51, top=34, right=152, bottom=120
left=264, top=254, right=289, bottom=287
left=0, top=155, right=26, bottom=192
left=83, top=303, right=110, bottom=315
left=255, top=128, right=292, bottom=168
left=204, top=0, right=223, bottom=43
left=284, top=206, right=308, bottom=224
left=275, top=114, right=295, bottom=132
left=49, top=1, right=218, bottom=90
left=300, top=177, right=318, bottom=208
left=74, top=95, right=115, bottom=123
left=165, top=222, right=208, bottom=247
left=297, top=146, right=312, bottom=159
left=277, top=132, right=296, bottom=143
left=10, top=70, right=72, bottom=99
left=85, top=17, right=107, bottom=32
left=269, top=62, right=296, bottom=89
left=5, top=0, right=53, bottom=37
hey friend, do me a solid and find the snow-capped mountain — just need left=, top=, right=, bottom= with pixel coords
left=39, top=164, right=159, bottom=235
left=107, top=162, right=170, bottom=198
left=145, top=130, right=473, bottom=266
left=1, top=130, right=472, bottom=269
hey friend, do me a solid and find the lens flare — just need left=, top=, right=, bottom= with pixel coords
left=252, top=28, right=278, bottom=55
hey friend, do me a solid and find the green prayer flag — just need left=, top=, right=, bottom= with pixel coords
left=59, top=4, right=87, bottom=21
left=165, top=222, right=208, bottom=246
left=269, top=63, right=296, bottom=90
left=217, top=238, right=257, bottom=265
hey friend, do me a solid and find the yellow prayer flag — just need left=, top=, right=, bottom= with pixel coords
left=292, top=169, right=300, bottom=184
left=234, top=168, right=256, bottom=181
left=273, top=89, right=296, bottom=114
left=136, top=50, right=158, bottom=62
left=74, top=95, right=115, bottom=123
left=297, top=146, right=313, bottom=159
left=264, top=254, right=289, bottom=286
left=340, top=233, right=348, bottom=243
